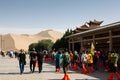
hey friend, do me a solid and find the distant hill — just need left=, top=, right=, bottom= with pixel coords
left=0, top=30, right=63, bottom=51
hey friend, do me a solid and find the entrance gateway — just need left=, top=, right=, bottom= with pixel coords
left=66, top=20, right=120, bottom=52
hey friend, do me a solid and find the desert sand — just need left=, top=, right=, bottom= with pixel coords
left=0, top=30, right=63, bottom=51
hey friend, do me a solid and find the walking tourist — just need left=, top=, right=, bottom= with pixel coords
left=55, top=49, right=63, bottom=72
left=62, top=50, right=70, bottom=80
left=18, top=49, right=26, bottom=74
left=87, top=51, right=94, bottom=73
left=37, top=51, right=44, bottom=73
left=29, top=48, right=37, bottom=73
left=81, top=50, right=88, bottom=74
left=108, top=51, right=120, bottom=80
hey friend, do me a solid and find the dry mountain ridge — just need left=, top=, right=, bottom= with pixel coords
left=0, top=30, right=63, bottom=51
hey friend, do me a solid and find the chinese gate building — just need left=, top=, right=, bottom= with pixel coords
left=66, top=20, right=120, bottom=52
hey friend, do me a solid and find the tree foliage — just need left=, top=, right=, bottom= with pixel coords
left=28, top=39, right=54, bottom=52
left=29, top=29, right=72, bottom=52
left=28, top=43, right=37, bottom=51
left=52, top=29, right=72, bottom=51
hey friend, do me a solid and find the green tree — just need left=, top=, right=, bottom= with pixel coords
left=29, top=39, right=54, bottom=52
left=36, top=39, right=53, bottom=51
left=28, top=43, right=37, bottom=51
left=52, top=39, right=61, bottom=51
left=52, top=29, right=72, bottom=51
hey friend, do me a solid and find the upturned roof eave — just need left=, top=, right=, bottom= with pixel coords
left=66, top=21, right=120, bottom=38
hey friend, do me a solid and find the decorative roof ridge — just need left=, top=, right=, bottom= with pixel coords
left=87, top=19, right=103, bottom=25
left=66, top=21, right=120, bottom=38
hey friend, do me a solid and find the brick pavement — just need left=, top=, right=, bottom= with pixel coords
left=0, top=55, right=114, bottom=80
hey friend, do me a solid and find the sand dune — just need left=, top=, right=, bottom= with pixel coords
left=0, top=30, right=63, bottom=51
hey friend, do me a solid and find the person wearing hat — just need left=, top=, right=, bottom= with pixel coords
left=18, top=49, right=26, bottom=74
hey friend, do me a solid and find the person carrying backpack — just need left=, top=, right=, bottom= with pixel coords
left=108, top=51, right=120, bottom=80
left=62, top=50, right=70, bottom=80
left=55, top=49, right=62, bottom=72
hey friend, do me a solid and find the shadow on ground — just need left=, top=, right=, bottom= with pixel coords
left=0, top=72, right=31, bottom=75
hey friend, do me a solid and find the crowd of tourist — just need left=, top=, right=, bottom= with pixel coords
left=0, top=48, right=120, bottom=79
left=44, top=48, right=120, bottom=80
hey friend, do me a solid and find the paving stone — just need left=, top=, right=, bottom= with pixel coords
left=0, top=55, right=113, bottom=80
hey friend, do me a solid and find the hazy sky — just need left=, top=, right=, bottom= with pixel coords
left=0, top=0, right=120, bottom=34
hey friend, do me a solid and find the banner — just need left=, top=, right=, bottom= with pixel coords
left=90, top=42, right=95, bottom=55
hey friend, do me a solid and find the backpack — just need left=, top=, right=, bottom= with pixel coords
left=63, top=53, right=70, bottom=65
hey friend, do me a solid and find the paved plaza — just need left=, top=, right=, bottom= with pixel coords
left=0, top=55, right=114, bottom=80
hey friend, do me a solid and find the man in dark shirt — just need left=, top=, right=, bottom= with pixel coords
left=37, top=52, right=44, bottom=73
left=18, top=49, right=26, bottom=74
left=29, top=48, right=37, bottom=73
